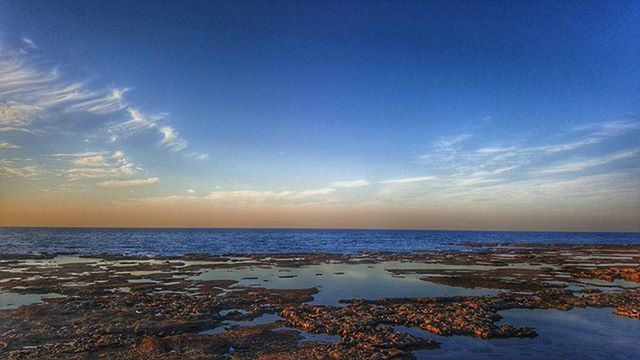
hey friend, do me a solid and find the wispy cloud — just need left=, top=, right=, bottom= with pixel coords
left=474, top=137, right=601, bottom=158
left=0, top=55, right=126, bottom=117
left=0, top=102, right=40, bottom=129
left=98, top=177, right=159, bottom=188
left=470, top=165, right=521, bottom=177
left=207, top=190, right=295, bottom=203
left=475, top=138, right=602, bottom=155
left=62, top=163, right=138, bottom=181
left=474, top=146, right=518, bottom=154
left=186, top=152, right=209, bottom=160
left=381, top=176, right=437, bottom=184
left=292, top=187, right=336, bottom=198
left=0, top=160, right=39, bottom=178
left=1, top=40, right=201, bottom=159
left=52, top=150, right=142, bottom=181
left=108, top=108, right=160, bottom=138
left=375, top=169, right=640, bottom=212
left=455, top=172, right=640, bottom=208
left=572, top=120, right=640, bottom=137
left=419, top=133, right=473, bottom=165
left=0, top=126, right=39, bottom=133
left=535, top=150, right=639, bottom=175
left=330, top=179, right=369, bottom=188
left=0, top=142, right=19, bottom=149
left=50, top=151, right=107, bottom=158
left=148, top=184, right=346, bottom=206
left=527, top=138, right=601, bottom=153
left=21, top=37, right=37, bottom=49
left=66, top=88, right=127, bottom=115
left=158, top=126, right=188, bottom=152
left=455, top=177, right=503, bottom=186
left=69, top=151, right=123, bottom=167
left=207, top=186, right=337, bottom=203
left=417, top=120, right=640, bottom=186
left=435, top=134, right=472, bottom=150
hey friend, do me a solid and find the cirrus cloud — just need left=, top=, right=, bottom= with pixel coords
left=158, top=126, right=188, bottom=152
left=330, top=179, right=369, bottom=188
left=98, top=177, right=159, bottom=188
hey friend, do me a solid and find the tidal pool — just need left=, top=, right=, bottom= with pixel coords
left=200, top=312, right=341, bottom=345
left=189, top=261, right=499, bottom=305
left=272, top=326, right=341, bottom=344
left=200, top=313, right=283, bottom=334
left=410, top=308, right=640, bottom=359
left=0, top=291, right=64, bottom=310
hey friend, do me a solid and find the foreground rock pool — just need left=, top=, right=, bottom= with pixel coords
left=1, top=243, right=639, bottom=359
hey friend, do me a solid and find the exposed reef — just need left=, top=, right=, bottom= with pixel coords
left=1, top=244, right=639, bottom=359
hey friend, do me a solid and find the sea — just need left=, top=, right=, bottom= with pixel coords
left=1, top=227, right=639, bottom=256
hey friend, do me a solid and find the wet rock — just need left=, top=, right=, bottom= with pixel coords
left=615, top=305, right=640, bottom=319
left=137, top=335, right=167, bottom=354
left=573, top=268, right=640, bottom=283
left=1, top=246, right=638, bottom=359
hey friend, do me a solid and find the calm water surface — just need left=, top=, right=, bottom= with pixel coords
left=413, top=308, right=640, bottom=359
left=1, top=228, right=639, bottom=255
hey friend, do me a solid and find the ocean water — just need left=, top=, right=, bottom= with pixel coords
left=0, top=227, right=639, bottom=255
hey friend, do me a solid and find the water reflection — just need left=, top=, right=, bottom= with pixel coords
left=200, top=313, right=282, bottom=334
left=411, top=308, right=640, bottom=359
left=0, top=292, right=64, bottom=310
left=189, top=261, right=498, bottom=305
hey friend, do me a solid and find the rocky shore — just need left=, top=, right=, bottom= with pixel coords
left=1, top=244, right=639, bottom=359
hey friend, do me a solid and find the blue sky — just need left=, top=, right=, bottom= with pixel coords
left=0, top=1, right=639, bottom=230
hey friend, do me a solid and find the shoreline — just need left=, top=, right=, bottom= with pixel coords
left=1, top=244, right=639, bottom=359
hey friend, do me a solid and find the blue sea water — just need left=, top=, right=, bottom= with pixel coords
left=0, top=227, right=639, bottom=256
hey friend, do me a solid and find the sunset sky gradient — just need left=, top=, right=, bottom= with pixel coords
left=1, top=1, right=639, bottom=231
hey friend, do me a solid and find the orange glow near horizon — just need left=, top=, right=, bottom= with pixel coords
left=2, top=198, right=639, bottom=232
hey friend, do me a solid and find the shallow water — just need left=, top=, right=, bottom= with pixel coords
left=200, top=312, right=341, bottom=345
left=0, top=292, right=64, bottom=310
left=199, top=307, right=640, bottom=358
left=272, top=326, right=341, bottom=344
left=575, top=278, right=640, bottom=289
left=200, top=313, right=283, bottom=334
left=189, top=261, right=498, bottom=305
left=411, top=308, right=640, bottom=359
left=1, top=249, right=638, bottom=358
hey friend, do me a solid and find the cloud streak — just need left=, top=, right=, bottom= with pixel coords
left=535, top=150, right=639, bottom=175
left=0, top=102, right=40, bottom=129
left=1, top=40, right=198, bottom=160
left=108, top=108, right=160, bottom=138
left=98, top=177, right=159, bottom=188
left=381, top=176, right=437, bottom=184
left=206, top=186, right=338, bottom=204
left=0, top=160, right=39, bottom=178
left=158, top=126, right=188, bottom=152
left=21, top=37, right=37, bottom=49
left=52, top=150, right=142, bottom=181
left=435, top=134, right=472, bottom=150
left=416, top=121, right=640, bottom=187
left=0, top=142, right=19, bottom=149
left=0, top=54, right=126, bottom=119
left=330, top=179, right=369, bottom=188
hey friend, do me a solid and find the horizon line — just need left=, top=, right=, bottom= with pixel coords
left=1, top=225, right=638, bottom=234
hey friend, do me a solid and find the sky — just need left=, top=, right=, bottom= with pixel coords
left=0, top=0, right=639, bottom=231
